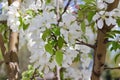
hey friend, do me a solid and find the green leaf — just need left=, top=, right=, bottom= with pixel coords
left=78, top=11, right=84, bottom=20
left=55, top=50, right=63, bottom=66
left=28, top=65, right=33, bottom=70
left=45, top=43, right=54, bottom=55
left=46, top=0, right=51, bottom=4
left=87, top=12, right=95, bottom=22
left=83, top=0, right=94, bottom=4
left=114, top=53, right=120, bottom=63
left=90, top=22, right=96, bottom=33
left=53, top=27, right=60, bottom=36
left=26, top=9, right=33, bottom=15
left=81, top=21, right=86, bottom=33
left=112, top=30, right=120, bottom=34
left=106, top=33, right=114, bottom=39
left=88, top=53, right=93, bottom=59
left=23, top=23, right=29, bottom=30
left=42, top=29, right=51, bottom=41
left=110, top=41, right=120, bottom=51
left=117, top=19, right=120, bottom=26
left=26, top=9, right=36, bottom=17
left=58, top=36, right=64, bottom=49
left=19, top=16, right=23, bottom=29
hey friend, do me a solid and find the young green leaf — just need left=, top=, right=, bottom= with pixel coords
left=87, top=12, right=95, bottom=22
left=114, top=53, right=120, bottom=63
left=58, top=36, right=64, bottom=49
left=46, top=0, right=51, bottom=4
left=45, top=43, right=54, bottom=55
left=23, top=23, right=29, bottom=30
left=55, top=50, right=63, bottom=66
left=81, top=21, right=86, bottom=33
left=42, top=29, right=51, bottom=41
left=53, top=27, right=60, bottom=36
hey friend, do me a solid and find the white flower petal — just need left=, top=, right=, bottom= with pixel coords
left=44, top=66, right=49, bottom=74
left=105, top=17, right=116, bottom=26
left=97, top=19, right=103, bottom=29
left=105, top=18, right=111, bottom=26
left=93, top=13, right=100, bottom=21
left=97, top=2, right=107, bottom=9
left=99, top=11, right=105, bottom=15
left=12, top=1, right=20, bottom=8
left=105, top=0, right=114, bottom=3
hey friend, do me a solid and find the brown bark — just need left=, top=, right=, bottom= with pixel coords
left=7, top=0, right=21, bottom=79
left=91, top=0, right=119, bottom=80
left=7, top=31, right=20, bottom=80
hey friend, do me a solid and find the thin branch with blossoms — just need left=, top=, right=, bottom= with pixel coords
left=30, top=68, right=38, bottom=80
left=62, top=0, right=72, bottom=14
left=57, top=0, right=72, bottom=25
left=76, top=39, right=96, bottom=49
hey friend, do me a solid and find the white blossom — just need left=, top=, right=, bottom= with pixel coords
left=93, top=10, right=117, bottom=29
left=62, top=47, right=79, bottom=68
left=7, top=1, right=20, bottom=32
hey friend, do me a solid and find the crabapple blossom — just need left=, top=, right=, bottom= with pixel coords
left=7, top=1, right=20, bottom=32
left=93, top=10, right=118, bottom=29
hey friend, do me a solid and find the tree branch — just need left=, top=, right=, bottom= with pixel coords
left=76, top=39, right=96, bottom=49
left=0, top=21, right=7, bottom=24
left=104, top=67, right=120, bottom=70
left=30, top=68, right=38, bottom=80
left=62, top=0, right=72, bottom=14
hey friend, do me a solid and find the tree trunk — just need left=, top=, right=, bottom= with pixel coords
left=91, top=0, right=119, bottom=80
left=7, top=31, right=20, bottom=80
left=6, top=0, right=21, bottom=80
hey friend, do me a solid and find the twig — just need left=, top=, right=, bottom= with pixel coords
left=104, top=67, right=120, bottom=70
left=0, top=21, right=7, bottom=24
left=56, top=0, right=60, bottom=21
left=76, top=39, right=96, bottom=49
left=30, top=68, right=38, bottom=80
left=57, top=0, right=72, bottom=26
left=56, top=66, right=61, bottom=80
left=62, top=0, right=72, bottom=14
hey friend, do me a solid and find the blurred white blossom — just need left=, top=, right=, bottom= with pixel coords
left=7, top=1, right=20, bottom=32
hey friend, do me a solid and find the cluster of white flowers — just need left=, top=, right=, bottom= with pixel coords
left=64, top=67, right=82, bottom=80
left=7, top=1, right=20, bottom=32
left=26, top=11, right=81, bottom=74
left=64, top=66, right=91, bottom=80
left=93, top=0, right=120, bottom=29
left=62, top=47, right=79, bottom=68
left=25, top=29, right=56, bottom=74
left=0, top=1, right=8, bottom=21
left=60, top=13, right=82, bottom=45
left=18, top=0, right=93, bottom=79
